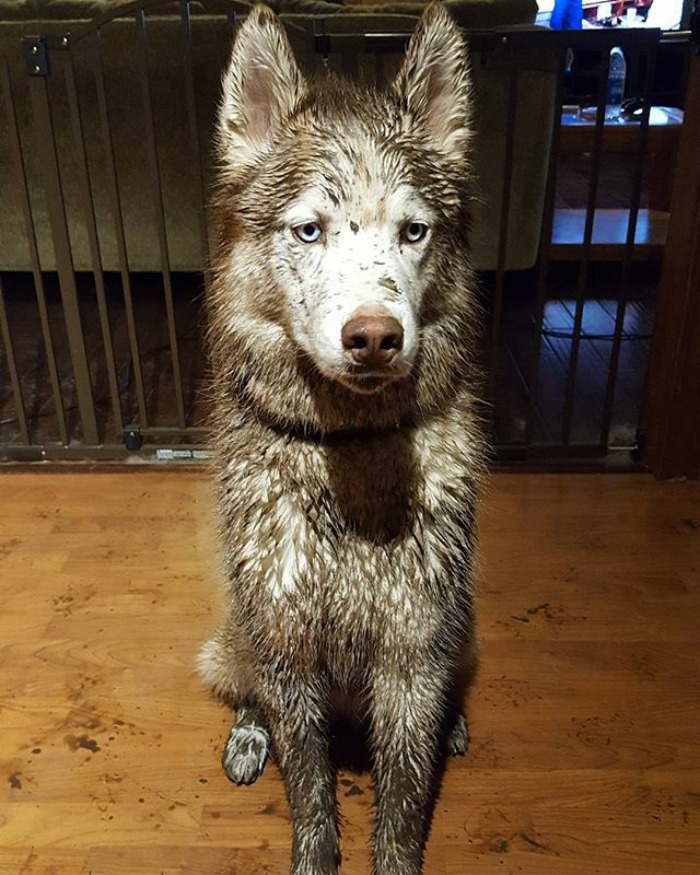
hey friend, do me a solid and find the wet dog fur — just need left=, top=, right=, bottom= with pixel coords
left=199, top=5, right=485, bottom=873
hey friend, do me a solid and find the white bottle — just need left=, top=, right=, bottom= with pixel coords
left=606, top=47, right=626, bottom=121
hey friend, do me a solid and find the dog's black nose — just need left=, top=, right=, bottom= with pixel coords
left=342, top=309, right=404, bottom=368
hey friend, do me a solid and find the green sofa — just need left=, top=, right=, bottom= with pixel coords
left=0, top=0, right=555, bottom=273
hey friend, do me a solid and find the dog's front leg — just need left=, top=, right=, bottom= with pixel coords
left=263, top=672, right=339, bottom=875
left=369, top=665, right=447, bottom=875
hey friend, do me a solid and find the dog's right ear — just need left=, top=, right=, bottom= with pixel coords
left=218, top=5, right=305, bottom=168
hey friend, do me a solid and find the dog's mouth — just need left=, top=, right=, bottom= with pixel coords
left=305, top=348, right=414, bottom=395
left=336, top=366, right=408, bottom=395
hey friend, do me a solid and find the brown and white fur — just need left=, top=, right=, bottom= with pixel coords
left=199, top=4, right=485, bottom=873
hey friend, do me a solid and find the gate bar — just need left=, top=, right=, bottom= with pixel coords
left=561, top=48, right=611, bottom=445
left=140, top=425, right=206, bottom=436
left=25, top=45, right=99, bottom=445
left=92, top=30, right=149, bottom=428
left=600, top=46, right=657, bottom=446
left=227, top=10, right=237, bottom=42
left=135, top=9, right=187, bottom=429
left=490, top=64, right=519, bottom=402
left=1, top=60, right=68, bottom=445
left=180, top=0, right=211, bottom=423
left=524, top=48, right=567, bottom=449
left=180, top=1, right=211, bottom=289
left=65, top=51, right=124, bottom=436
left=0, top=276, right=29, bottom=444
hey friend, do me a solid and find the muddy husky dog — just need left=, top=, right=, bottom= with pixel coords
left=199, top=3, right=484, bottom=873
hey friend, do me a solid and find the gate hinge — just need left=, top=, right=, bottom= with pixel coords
left=22, top=34, right=70, bottom=77
left=23, top=38, right=49, bottom=77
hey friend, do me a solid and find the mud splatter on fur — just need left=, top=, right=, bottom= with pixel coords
left=201, top=5, right=484, bottom=874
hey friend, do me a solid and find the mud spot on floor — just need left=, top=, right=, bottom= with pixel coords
left=53, top=585, right=97, bottom=617
left=53, top=591, right=75, bottom=617
left=0, top=538, right=20, bottom=559
left=526, top=602, right=557, bottom=620
left=65, top=734, right=101, bottom=753
left=104, top=772, right=124, bottom=784
left=66, top=677, right=99, bottom=703
left=9, top=772, right=22, bottom=789
left=510, top=602, right=564, bottom=624
left=519, top=830, right=559, bottom=855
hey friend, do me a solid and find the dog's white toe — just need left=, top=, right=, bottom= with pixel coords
left=222, top=724, right=270, bottom=785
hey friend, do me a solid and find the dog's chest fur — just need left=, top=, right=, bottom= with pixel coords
left=215, top=402, right=479, bottom=683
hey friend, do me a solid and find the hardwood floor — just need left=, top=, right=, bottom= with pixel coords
left=1, top=471, right=699, bottom=874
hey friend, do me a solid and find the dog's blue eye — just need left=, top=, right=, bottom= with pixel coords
left=402, top=222, right=428, bottom=244
left=293, top=222, right=323, bottom=244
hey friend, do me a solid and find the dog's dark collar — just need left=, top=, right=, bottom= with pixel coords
left=249, top=408, right=411, bottom=445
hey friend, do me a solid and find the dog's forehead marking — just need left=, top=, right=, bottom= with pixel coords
left=281, top=125, right=434, bottom=225
left=284, top=177, right=433, bottom=230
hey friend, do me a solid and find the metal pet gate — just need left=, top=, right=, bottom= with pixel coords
left=0, top=0, right=695, bottom=465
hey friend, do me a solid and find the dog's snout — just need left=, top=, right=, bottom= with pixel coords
left=341, top=310, right=404, bottom=368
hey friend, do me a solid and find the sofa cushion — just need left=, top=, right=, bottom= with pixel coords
left=0, top=0, right=537, bottom=27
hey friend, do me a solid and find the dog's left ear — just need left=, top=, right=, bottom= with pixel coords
left=392, top=3, right=471, bottom=161
left=218, top=5, right=305, bottom=168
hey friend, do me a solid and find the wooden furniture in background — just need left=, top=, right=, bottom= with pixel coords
left=550, top=207, right=669, bottom=260
left=644, top=56, right=700, bottom=479
left=551, top=105, right=683, bottom=260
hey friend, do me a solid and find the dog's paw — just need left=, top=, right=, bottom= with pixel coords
left=446, top=713, right=470, bottom=757
left=221, top=723, right=270, bottom=785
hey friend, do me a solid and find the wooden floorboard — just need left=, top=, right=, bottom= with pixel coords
left=1, top=471, right=699, bottom=874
